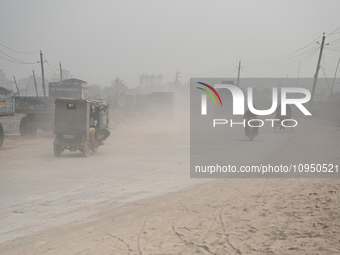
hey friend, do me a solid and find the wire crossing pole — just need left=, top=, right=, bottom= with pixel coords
left=32, top=70, right=39, bottom=97
left=13, top=76, right=20, bottom=96
left=40, top=50, right=46, bottom=98
left=59, top=62, right=63, bottom=81
left=236, top=60, right=241, bottom=87
left=310, top=33, right=326, bottom=111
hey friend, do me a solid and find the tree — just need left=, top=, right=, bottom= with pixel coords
left=111, top=77, right=128, bottom=94
left=102, top=86, right=113, bottom=97
left=100, top=77, right=129, bottom=99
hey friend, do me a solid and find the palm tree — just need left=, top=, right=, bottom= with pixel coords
left=111, top=77, right=128, bottom=94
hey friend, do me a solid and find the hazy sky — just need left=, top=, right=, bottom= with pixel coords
left=1, top=0, right=340, bottom=87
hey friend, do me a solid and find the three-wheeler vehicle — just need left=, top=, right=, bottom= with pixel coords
left=53, top=98, right=110, bottom=157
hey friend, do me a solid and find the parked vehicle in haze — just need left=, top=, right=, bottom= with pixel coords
left=17, top=78, right=88, bottom=136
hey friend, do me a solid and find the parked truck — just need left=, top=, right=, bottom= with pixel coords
left=16, top=97, right=54, bottom=136
left=18, top=78, right=88, bottom=136
left=0, top=96, right=15, bottom=148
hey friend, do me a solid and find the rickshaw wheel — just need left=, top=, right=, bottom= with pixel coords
left=83, top=142, right=91, bottom=157
left=0, top=123, right=4, bottom=149
left=54, top=145, right=62, bottom=157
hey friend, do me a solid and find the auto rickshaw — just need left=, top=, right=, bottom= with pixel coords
left=53, top=98, right=110, bottom=157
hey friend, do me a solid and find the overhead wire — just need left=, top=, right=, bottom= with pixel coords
left=187, top=61, right=239, bottom=77
left=42, top=54, right=59, bottom=77
left=217, top=69, right=238, bottom=78
left=0, top=42, right=40, bottom=54
left=326, top=26, right=340, bottom=37
left=243, top=44, right=320, bottom=71
left=320, top=66, right=332, bottom=90
left=190, top=37, right=322, bottom=78
left=0, top=55, right=26, bottom=64
left=0, top=49, right=38, bottom=64
left=241, top=45, right=320, bottom=77
left=244, top=34, right=321, bottom=67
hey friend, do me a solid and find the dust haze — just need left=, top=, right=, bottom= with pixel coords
left=1, top=1, right=340, bottom=254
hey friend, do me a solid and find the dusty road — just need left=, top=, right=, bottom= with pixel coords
left=0, top=113, right=339, bottom=254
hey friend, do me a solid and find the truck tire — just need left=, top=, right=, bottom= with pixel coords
left=54, top=145, right=62, bottom=157
left=20, top=117, right=28, bottom=136
left=82, top=142, right=91, bottom=157
left=0, top=122, right=4, bottom=149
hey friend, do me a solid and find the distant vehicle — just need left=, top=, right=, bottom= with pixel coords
left=53, top=98, right=110, bottom=157
left=17, top=78, right=89, bottom=136
left=16, top=97, right=54, bottom=136
left=0, top=96, right=15, bottom=148
left=274, top=104, right=293, bottom=132
left=244, top=116, right=260, bottom=141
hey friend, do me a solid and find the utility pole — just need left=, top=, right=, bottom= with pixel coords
left=40, top=50, right=46, bottom=98
left=59, top=62, right=63, bottom=81
left=13, top=76, right=20, bottom=96
left=32, top=70, right=39, bottom=97
left=310, top=33, right=326, bottom=110
left=236, top=60, right=241, bottom=87
left=175, top=71, right=180, bottom=87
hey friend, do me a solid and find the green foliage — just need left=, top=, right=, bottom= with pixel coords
left=101, top=77, right=129, bottom=97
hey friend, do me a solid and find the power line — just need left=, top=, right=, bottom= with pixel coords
left=326, top=26, right=340, bottom=37
left=320, top=66, right=332, bottom=90
left=43, top=54, right=59, bottom=75
left=0, top=55, right=25, bottom=64
left=187, top=61, right=239, bottom=76
left=244, top=35, right=321, bottom=67
left=243, top=44, right=320, bottom=71
left=0, top=49, right=38, bottom=64
left=241, top=45, right=319, bottom=77
left=0, top=42, right=39, bottom=54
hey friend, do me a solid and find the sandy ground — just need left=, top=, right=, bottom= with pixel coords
left=0, top=112, right=339, bottom=254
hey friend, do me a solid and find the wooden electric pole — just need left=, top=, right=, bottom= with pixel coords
left=13, top=76, right=20, bottom=96
left=310, top=33, right=326, bottom=110
left=59, top=62, right=63, bottom=81
left=175, top=71, right=180, bottom=87
left=32, top=70, right=39, bottom=97
left=236, top=60, right=241, bottom=87
left=40, top=50, right=46, bottom=98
